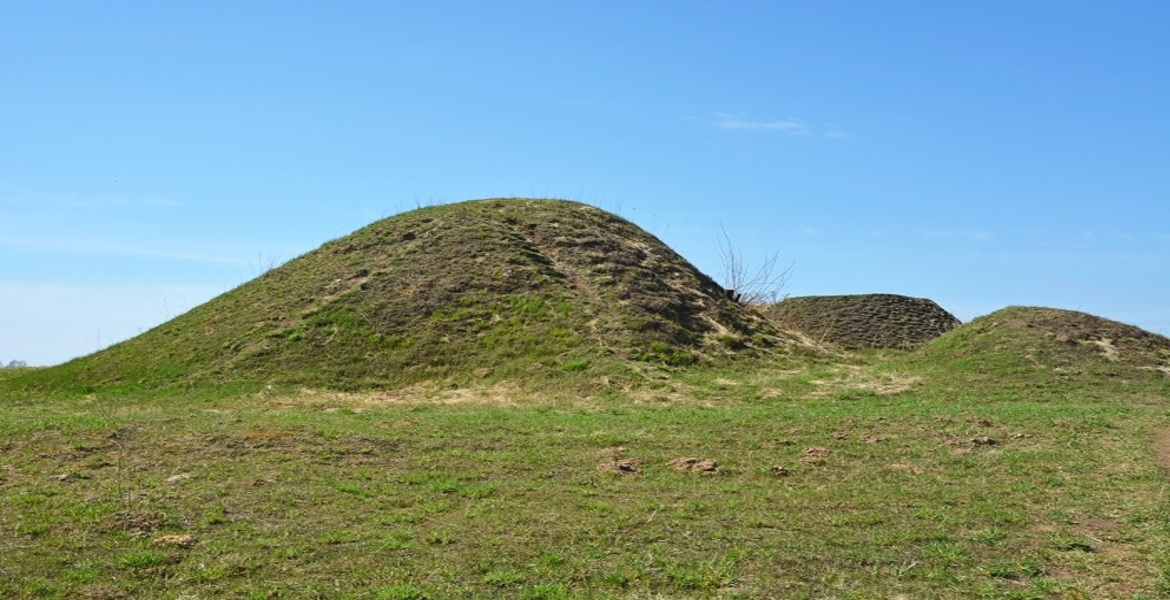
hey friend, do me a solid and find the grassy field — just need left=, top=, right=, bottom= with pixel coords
left=3, top=201, right=1168, bottom=597
left=3, top=351, right=1168, bottom=599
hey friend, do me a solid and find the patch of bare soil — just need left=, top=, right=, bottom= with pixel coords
left=667, top=457, right=719, bottom=474
left=799, top=447, right=833, bottom=463
left=597, top=458, right=641, bottom=475
left=105, top=511, right=167, bottom=536
left=597, top=447, right=641, bottom=475
left=888, top=463, right=924, bottom=475
left=153, top=534, right=198, bottom=548
left=948, top=436, right=1000, bottom=455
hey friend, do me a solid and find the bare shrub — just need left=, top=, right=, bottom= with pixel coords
left=717, top=226, right=792, bottom=305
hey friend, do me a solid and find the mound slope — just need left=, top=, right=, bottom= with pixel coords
left=918, top=306, right=1170, bottom=376
left=767, top=294, right=961, bottom=350
left=15, top=199, right=805, bottom=392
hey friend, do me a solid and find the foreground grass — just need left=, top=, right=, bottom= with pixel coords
left=3, top=358, right=1169, bottom=599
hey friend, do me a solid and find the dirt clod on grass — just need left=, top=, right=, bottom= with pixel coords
left=667, top=457, right=719, bottom=474
left=799, top=447, right=833, bottom=463
left=152, top=534, right=198, bottom=548
left=106, top=511, right=166, bottom=535
left=598, top=458, right=641, bottom=475
left=948, top=437, right=998, bottom=448
left=888, top=463, right=924, bottom=475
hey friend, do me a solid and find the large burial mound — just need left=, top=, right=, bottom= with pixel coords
left=767, top=294, right=961, bottom=350
left=13, top=199, right=806, bottom=393
left=917, top=306, right=1170, bottom=377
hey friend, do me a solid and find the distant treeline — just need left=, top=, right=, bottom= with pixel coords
left=2, top=360, right=28, bottom=368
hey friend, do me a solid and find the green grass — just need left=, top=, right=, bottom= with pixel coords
left=2, top=202, right=1169, bottom=598
left=3, top=351, right=1168, bottom=599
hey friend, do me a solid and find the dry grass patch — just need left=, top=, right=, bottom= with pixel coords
left=807, top=364, right=923, bottom=397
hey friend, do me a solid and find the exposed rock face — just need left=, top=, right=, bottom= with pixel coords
left=767, top=294, right=961, bottom=350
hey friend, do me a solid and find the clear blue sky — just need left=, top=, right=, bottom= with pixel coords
left=3, top=1, right=1168, bottom=366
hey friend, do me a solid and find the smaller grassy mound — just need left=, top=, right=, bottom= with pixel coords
left=915, top=306, right=1170, bottom=379
left=766, top=294, right=960, bottom=350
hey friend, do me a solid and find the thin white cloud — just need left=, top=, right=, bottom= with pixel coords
left=710, top=113, right=848, bottom=139
left=712, top=113, right=810, bottom=134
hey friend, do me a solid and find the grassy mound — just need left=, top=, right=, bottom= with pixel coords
left=9, top=199, right=805, bottom=394
left=915, top=306, right=1170, bottom=378
left=766, top=293, right=960, bottom=350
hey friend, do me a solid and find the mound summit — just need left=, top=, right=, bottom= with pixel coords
left=768, top=294, right=961, bottom=350
left=18, top=199, right=805, bottom=393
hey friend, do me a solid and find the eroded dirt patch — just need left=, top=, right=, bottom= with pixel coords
left=597, top=458, right=641, bottom=475
left=597, top=447, right=641, bottom=475
left=667, top=457, right=719, bottom=474
left=799, top=447, right=833, bottom=464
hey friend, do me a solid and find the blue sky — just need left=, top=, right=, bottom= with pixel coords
left=3, top=1, right=1168, bottom=366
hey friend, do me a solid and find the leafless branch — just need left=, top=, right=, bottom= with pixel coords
left=717, top=225, right=793, bottom=306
